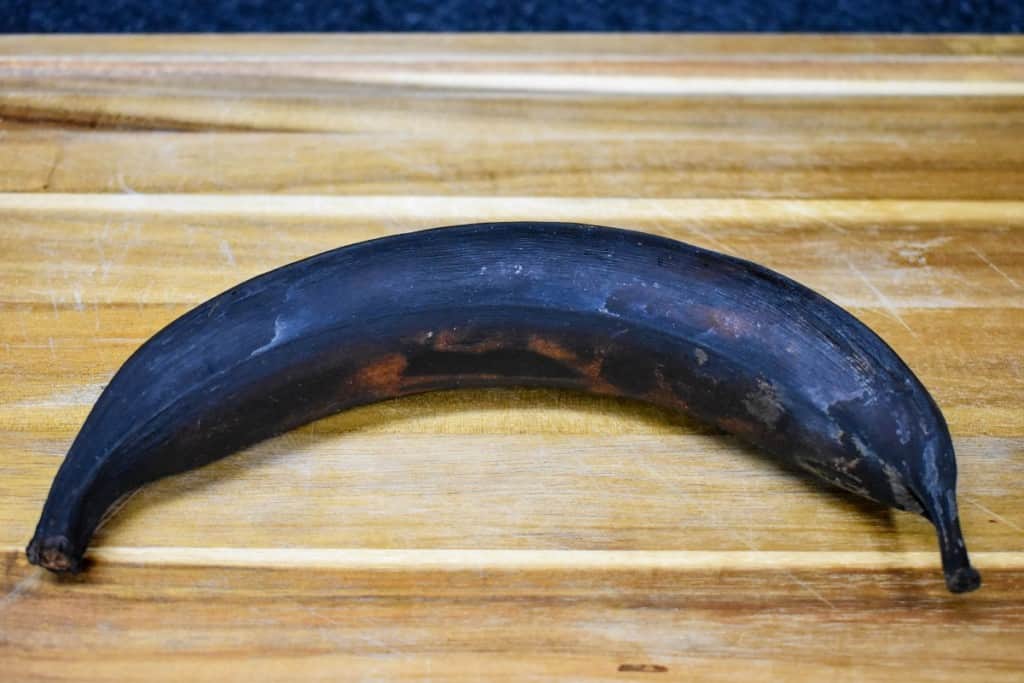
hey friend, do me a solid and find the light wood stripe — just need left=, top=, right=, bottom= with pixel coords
left=2, top=193, right=1023, bottom=223
left=272, top=73, right=1024, bottom=97
left=36, top=547, right=1021, bottom=571
left=4, top=54, right=1024, bottom=64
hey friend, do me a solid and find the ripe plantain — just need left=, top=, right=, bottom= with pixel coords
left=27, top=222, right=980, bottom=592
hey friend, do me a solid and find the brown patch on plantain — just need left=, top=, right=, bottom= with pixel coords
left=527, top=334, right=618, bottom=395
left=431, top=327, right=509, bottom=353
left=715, top=416, right=761, bottom=440
left=526, top=335, right=580, bottom=364
left=645, top=364, right=689, bottom=412
left=351, top=353, right=408, bottom=397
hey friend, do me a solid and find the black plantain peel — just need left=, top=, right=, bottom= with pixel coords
left=28, top=223, right=981, bottom=593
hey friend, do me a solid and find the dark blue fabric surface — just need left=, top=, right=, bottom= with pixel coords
left=3, top=0, right=1022, bottom=32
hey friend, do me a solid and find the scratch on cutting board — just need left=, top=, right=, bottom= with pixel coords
left=116, top=169, right=139, bottom=194
left=636, top=458, right=835, bottom=609
left=649, top=200, right=738, bottom=256
left=970, top=247, right=1022, bottom=290
left=964, top=496, right=1024, bottom=534
left=42, top=143, right=64, bottom=191
left=788, top=202, right=850, bottom=235
left=842, top=256, right=917, bottom=337
left=0, top=568, right=43, bottom=612
left=220, top=239, right=237, bottom=267
left=685, top=223, right=739, bottom=257
left=299, top=604, right=391, bottom=649
left=16, top=382, right=106, bottom=407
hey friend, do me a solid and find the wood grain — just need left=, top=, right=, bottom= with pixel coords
left=4, top=552, right=1022, bottom=682
left=5, top=129, right=1024, bottom=198
left=1, top=35, right=1022, bottom=681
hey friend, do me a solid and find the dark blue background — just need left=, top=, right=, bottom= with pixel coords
left=3, top=0, right=1022, bottom=32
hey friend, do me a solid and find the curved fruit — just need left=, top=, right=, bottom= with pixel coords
left=27, top=222, right=979, bottom=592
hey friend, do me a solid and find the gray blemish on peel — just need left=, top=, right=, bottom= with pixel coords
left=850, top=434, right=877, bottom=462
left=828, top=422, right=845, bottom=443
left=853, top=432, right=924, bottom=514
left=836, top=456, right=862, bottom=473
left=884, top=462, right=924, bottom=513
left=743, top=378, right=783, bottom=428
left=895, top=415, right=912, bottom=445
left=250, top=316, right=293, bottom=357
left=811, top=383, right=870, bottom=416
left=922, top=441, right=945, bottom=516
left=796, top=456, right=872, bottom=500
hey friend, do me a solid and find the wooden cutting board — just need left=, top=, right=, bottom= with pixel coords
left=1, top=35, right=1022, bottom=681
